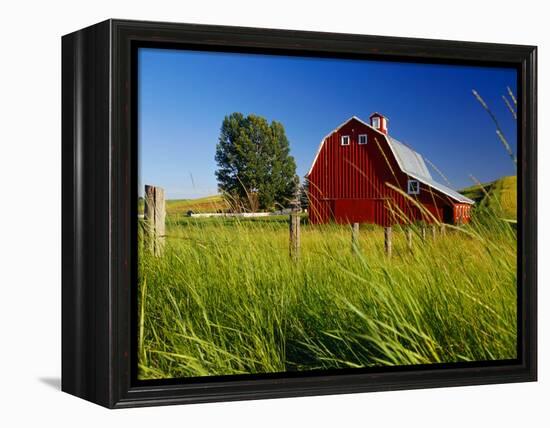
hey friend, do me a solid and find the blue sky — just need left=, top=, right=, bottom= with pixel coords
left=138, top=48, right=517, bottom=199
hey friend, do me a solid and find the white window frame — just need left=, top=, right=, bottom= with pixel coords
left=371, top=117, right=380, bottom=129
left=358, top=134, right=368, bottom=145
left=341, top=135, right=350, bottom=146
left=407, top=179, right=420, bottom=195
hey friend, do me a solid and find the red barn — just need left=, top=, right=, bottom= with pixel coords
left=306, top=113, right=474, bottom=226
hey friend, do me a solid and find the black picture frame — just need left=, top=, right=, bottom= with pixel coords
left=62, top=19, right=537, bottom=408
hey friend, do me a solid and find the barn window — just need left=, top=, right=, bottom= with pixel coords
left=407, top=179, right=420, bottom=195
left=358, top=134, right=368, bottom=145
left=372, top=117, right=380, bottom=129
left=341, top=135, right=350, bottom=146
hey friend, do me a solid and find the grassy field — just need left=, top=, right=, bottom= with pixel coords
left=137, top=196, right=517, bottom=379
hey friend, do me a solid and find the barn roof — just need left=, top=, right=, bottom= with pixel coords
left=307, top=116, right=474, bottom=205
left=386, top=136, right=474, bottom=204
left=387, top=137, right=432, bottom=180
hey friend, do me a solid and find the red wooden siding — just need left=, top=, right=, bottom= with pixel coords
left=454, top=203, right=472, bottom=224
left=308, top=118, right=468, bottom=226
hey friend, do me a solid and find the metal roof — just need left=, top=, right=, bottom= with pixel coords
left=387, top=136, right=474, bottom=204
left=387, top=137, right=432, bottom=180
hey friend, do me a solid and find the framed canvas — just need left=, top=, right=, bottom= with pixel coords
left=61, top=19, right=537, bottom=408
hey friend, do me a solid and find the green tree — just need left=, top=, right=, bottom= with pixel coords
left=215, top=113, right=298, bottom=211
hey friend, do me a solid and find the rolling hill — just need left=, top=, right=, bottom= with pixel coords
left=460, top=175, right=517, bottom=220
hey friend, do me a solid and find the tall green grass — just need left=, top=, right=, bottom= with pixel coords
left=137, top=205, right=516, bottom=379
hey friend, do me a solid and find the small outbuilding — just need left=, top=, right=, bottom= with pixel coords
left=306, top=114, right=474, bottom=226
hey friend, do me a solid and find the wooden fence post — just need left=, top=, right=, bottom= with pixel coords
left=351, top=222, right=360, bottom=252
left=144, top=185, right=166, bottom=256
left=406, top=227, right=413, bottom=250
left=384, top=226, right=392, bottom=257
left=440, top=224, right=446, bottom=236
left=431, top=225, right=437, bottom=240
left=421, top=225, right=427, bottom=241
left=289, top=212, right=301, bottom=261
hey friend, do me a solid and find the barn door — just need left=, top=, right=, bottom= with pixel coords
left=443, top=205, right=454, bottom=224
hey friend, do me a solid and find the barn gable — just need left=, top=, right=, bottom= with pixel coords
left=306, top=116, right=369, bottom=177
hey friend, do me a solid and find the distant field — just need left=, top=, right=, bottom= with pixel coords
left=460, top=175, right=517, bottom=220
left=165, top=195, right=229, bottom=215
left=139, top=194, right=229, bottom=216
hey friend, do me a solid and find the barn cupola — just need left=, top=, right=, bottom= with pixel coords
left=369, top=112, right=389, bottom=135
